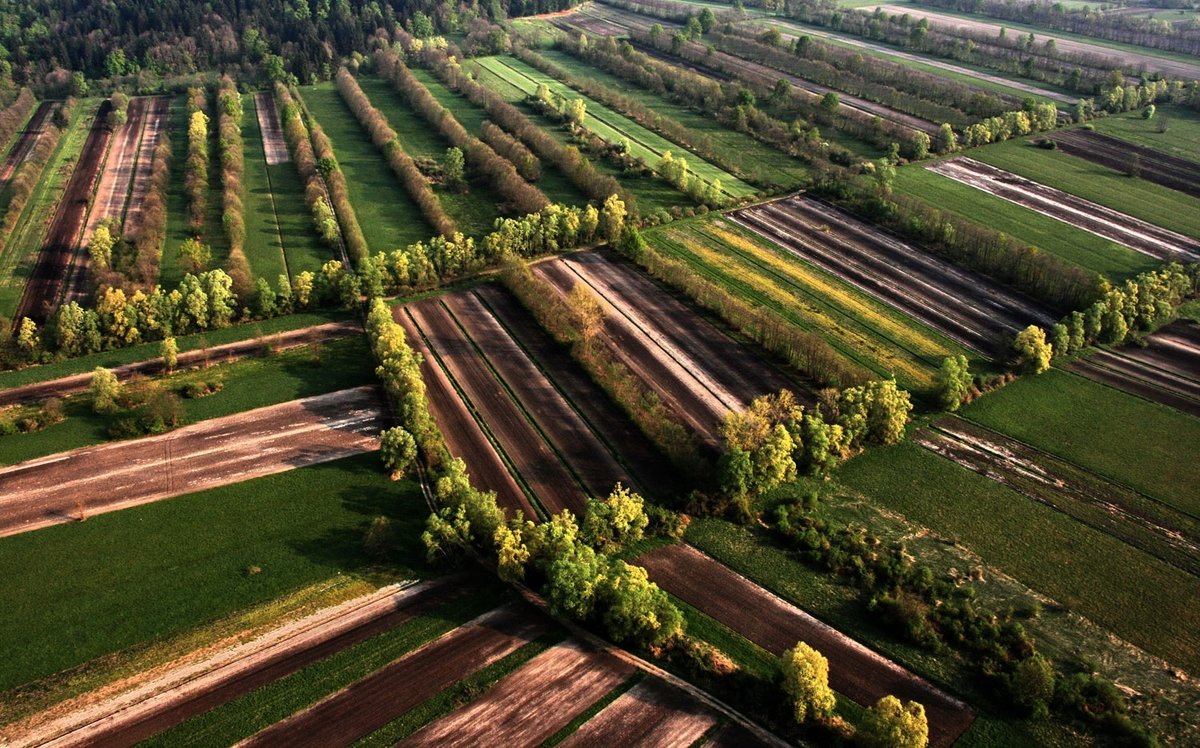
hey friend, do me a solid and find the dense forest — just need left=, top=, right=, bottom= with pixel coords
left=0, top=0, right=582, bottom=93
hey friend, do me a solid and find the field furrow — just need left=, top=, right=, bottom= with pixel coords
left=558, top=679, right=718, bottom=748
left=1051, top=128, right=1200, bottom=199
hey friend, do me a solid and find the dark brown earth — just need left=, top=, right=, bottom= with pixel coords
left=254, top=91, right=289, bottom=166
left=400, top=639, right=635, bottom=747
left=241, top=604, right=548, bottom=748
left=0, top=102, right=58, bottom=187
left=638, top=544, right=975, bottom=748
left=1050, top=129, right=1200, bottom=200
left=0, top=386, right=385, bottom=537
left=16, top=101, right=114, bottom=323
left=732, top=195, right=1055, bottom=355
left=559, top=678, right=718, bottom=748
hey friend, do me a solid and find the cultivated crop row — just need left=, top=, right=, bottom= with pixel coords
left=1050, top=128, right=1200, bottom=200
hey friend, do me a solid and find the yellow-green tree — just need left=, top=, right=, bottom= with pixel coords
left=858, top=696, right=928, bottom=748
left=781, top=642, right=836, bottom=724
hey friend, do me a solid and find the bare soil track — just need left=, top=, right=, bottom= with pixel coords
left=400, top=638, right=635, bottom=747
left=122, top=98, right=169, bottom=237
left=916, top=416, right=1200, bottom=576
left=11, top=578, right=474, bottom=748
left=241, top=604, right=548, bottom=748
left=638, top=544, right=975, bottom=748
left=395, top=305, right=535, bottom=519
left=731, top=196, right=1053, bottom=355
left=0, top=386, right=385, bottom=537
left=254, top=91, right=289, bottom=166
left=1063, top=319, right=1200, bottom=418
left=0, top=320, right=359, bottom=407
left=929, top=156, right=1200, bottom=263
left=1050, top=129, right=1200, bottom=200
left=16, top=100, right=113, bottom=323
left=560, top=678, right=719, bottom=748
left=0, top=102, right=58, bottom=188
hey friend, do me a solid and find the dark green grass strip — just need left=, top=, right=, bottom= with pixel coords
left=0, top=335, right=374, bottom=466
left=1090, top=105, right=1200, bottom=165
left=0, top=452, right=430, bottom=693
left=352, top=632, right=565, bottom=747
left=143, top=587, right=510, bottom=748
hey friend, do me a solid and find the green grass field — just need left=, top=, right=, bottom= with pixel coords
left=0, top=334, right=374, bottom=466
left=0, top=452, right=428, bottom=693
left=961, top=368, right=1200, bottom=516
left=1091, top=105, right=1200, bottom=165
left=970, top=137, right=1200, bottom=239
left=894, top=166, right=1157, bottom=280
left=538, top=49, right=811, bottom=189
left=355, top=77, right=506, bottom=237
left=240, top=94, right=288, bottom=280
left=299, top=84, right=435, bottom=254
left=476, top=55, right=757, bottom=199
left=408, top=68, right=588, bottom=208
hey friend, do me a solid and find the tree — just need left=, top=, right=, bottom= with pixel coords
left=599, top=194, right=627, bottom=243
left=379, top=427, right=418, bottom=480
left=699, top=8, right=717, bottom=32
left=1013, top=325, right=1052, bottom=374
left=16, top=317, right=40, bottom=360
left=1008, top=654, right=1055, bottom=719
left=597, top=560, right=684, bottom=647
left=781, top=642, right=836, bottom=724
left=160, top=336, right=178, bottom=372
left=178, top=237, right=211, bottom=274
left=1050, top=322, right=1070, bottom=358
left=935, top=123, right=957, bottom=153
left=442, top=146, right=465, bottom=191
left=89, top=367, right=121, bottom=414
left=582, top=484, right=649, bottom=551
left=820, top=91, right=840, bottom=113
left=936, top=355, right=972, bottom=411
left=89, top=225, right=115, bottom=269
left=566, top=98, right=587, bottom=126
left=858, top=696, right=929, bottom=748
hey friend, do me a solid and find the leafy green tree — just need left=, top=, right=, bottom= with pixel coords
left=936, top=122, right=957, bottom=153
left=422, top=505, right=471, bottom=564
left=494, top=521, right=532, bottom=582
left=781, top=642, right=836, bottom=724
left=178, top=237, right=211, bottom=274
left=699, top=8, right=717, bottom=32
left=599, top=194, right=627, bottom=243
left=1013, top=325, right=1053, bottom=374
left=820, top=91, right=840, bottom=112
left=582, top=484, right=649, bottom=551
left=597, top=560, right=684, bottom=647
left=545, top=541, right=606, bottom=620
left=89, top=367, right=122, bottom=414
left=89, top=225, right=115, bottom=269
left=253, top=276, right=277, bottom=318
left=160, top=336, right=178, bottom=372
left=379, top=427, right=417, bottom=480
left=1050, top=322, right=1070, bottom=358
left=1008, top=654, right=1055, bottom=719
left=911, top=131, right=931, bottom=160
left=16, top=318, right=40, bottom=360
left=442, top=146, right=465, bottom=191
left=566, top=98, right=587, bottom=126
left=936, top=355, right=972, bottom=411
left=858, top=696, right=929, bottom=748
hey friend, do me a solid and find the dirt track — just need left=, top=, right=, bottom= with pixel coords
left=10, top=578, right=472, bottom=748
left=0, top=386, right=385, bottom=537
left=123, top=98, right=170, bottom=237
left=638, top=544, right=975, bottom=748
left=241, top=604, right=547, bottom=747
left=255, top=91, right=289, bottom=166
left=560, top=678, right=718, bottom=748
left=1050, top=129, right=1200, bottom=200
left=732, top=196, right=1053, bottom=354
left=0, top=102, right=58, bottom=187
left=0, top=320, right=360, bottom=407
left=16, top=100, right=113, bottom=323
left=401, top=639, right=635, bottom=747
left=929, top=157, right=1200, bottom=262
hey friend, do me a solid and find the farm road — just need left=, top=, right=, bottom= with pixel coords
left=929, top=157, right=1200, bottom=262
left=10, top=578, right=472, bottom=748
left=638, top=544, right=975, bottom=747
left=0, top=386, right=385, bottom=537
left=0, top=320, right=360, bottom=407
left=241, top=604, right=548, bottom=747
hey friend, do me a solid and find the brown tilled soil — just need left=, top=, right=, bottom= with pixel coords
left=241, top=604, right=548, bottom=748
left=406, top=297, right=587, bottom=517
left=400, top=639, right=635, bottom=747
left=254, top=91, right=289, bottom=166
left=559, top=678, right=718, bottom=748
left=122, top=98, right=169, bottom=237
left=0, top=386, right=385, bottom=537
left=928, top=157, right=1200, bottom=262
left=475, top=284, right=680, bottom=497
left=638, top=544, right=975, bottom=748
left=16, top=100, right=114, bottom=323
left=1050, top=129, right=1200, bottom=199
left=0, top=102, right=58, bottom=186
left=395, top=306, right=535, bottom=519
left=0, top=320, right=360, bottom=407
left=732, top=196, right=1054, bottom=354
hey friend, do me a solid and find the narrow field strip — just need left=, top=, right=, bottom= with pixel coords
left=255, top=91, right=289, bottom=165
left=1050, top=128, right=1200, bottom=200
left=557, top=678, right=719, bottom=748
left=122, top=98, right=169, bottom=236
left=241, top=93, right=289, bottom=280
left=0, top=386, right=385, bottom=537
left=0, top=102, right=57, bottom=190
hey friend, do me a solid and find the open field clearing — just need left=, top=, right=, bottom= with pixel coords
left=537, top=49, right=810, bottom=189
left=558, top=678, right=719, bottom=748
left=356, top=76, right=507, bottom=238
left=963, top=368, right=1200, bottom=515
left=122, top=97, right=169, bottom=238
left=1050, top=128, right=1200, bottom=200
left=0, top=452, right=428, bottom=694
left=535, top=250, right=802, bottom=444
left=299, top=84, right=433, bottom=253
left=731, top=196, right=1055, bottom=354
left=872, top=3, right=1200, bottom=79
left=1091, top=106, right=1200, bottom=164
left=405, top=297, right=590, bottom=517
left=639, top=544, right=974, bottom=748
left=893, top=166, right=1157, bottom=279
left=0, top=386, right=384, bottom=537
left=929, top=157, right=1200, bottom=262
left=255, top=91, right=288, bottom=165
left=15, top=101, right=112, bottom=322
left=648, top=218, right=963, bottom=391
left=240, top=93, right=289, bottom=280
left=0, top=102, right=57, bottom=188
left=241, top=604, right=548, bottom=747
left=840, top=440, right=1200, bottom=673
left=400, top=638, right=636, bottom=747
left=915, top=416, right=1200, bottom=576
left=7, top=579, right=468, bottom=748
left=475, top=55, right=755, bottom=199
left=1063, top=320, right=1200, bottom=417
